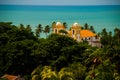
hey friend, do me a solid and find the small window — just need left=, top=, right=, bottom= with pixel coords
left=95, top=36, right=98, bottom=39
left=72, top=30, right=75, bottom=34
left=89, top=37, right=90, bottom=40
left=55, top=29, right=57, bottom=33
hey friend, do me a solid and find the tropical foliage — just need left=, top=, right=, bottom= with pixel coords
left=0, top=22, right=120, bottom=80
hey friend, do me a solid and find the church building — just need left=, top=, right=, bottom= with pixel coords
left=52, top=22, right=101, bottom=47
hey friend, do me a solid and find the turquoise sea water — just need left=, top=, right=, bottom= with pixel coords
left=0, top=5, right=120, bottom=34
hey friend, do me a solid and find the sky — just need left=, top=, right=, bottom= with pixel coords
left=0, top=0, right=120, bottom=5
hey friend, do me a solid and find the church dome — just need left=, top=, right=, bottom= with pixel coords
left=73, top=22, right=79, bottom=27
left=56, top=22, right=62, bottom=26
left=71, top=22, right=81, bottom=29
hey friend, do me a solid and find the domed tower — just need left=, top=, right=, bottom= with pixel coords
left=69, top=22, right=81, bottom=41
left=52, top=22, right=65, bottom=34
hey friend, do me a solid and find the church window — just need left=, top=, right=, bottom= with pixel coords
left=72, top=30, right=75, bottom=35
left=55, top=29, right=57, bottom=33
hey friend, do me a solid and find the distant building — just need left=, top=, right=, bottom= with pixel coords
left=52, top=22, right=101, bottom=47
left=80, top=30, right=101, bottom=47
left=52, top=22, right=65, bottom=34
left=68, top=22, right=81, bottom=41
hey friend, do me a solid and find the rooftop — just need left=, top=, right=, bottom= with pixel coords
left=1, top=74, right=24, bottom=80
left=80, top=30, right=96, bottom=38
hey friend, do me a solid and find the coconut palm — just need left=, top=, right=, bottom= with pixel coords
left=101, top=28, right=107, bottom=36
left=109, top=31, right=112, bottom=36
left=114, top=28, right=119, bottom=34
left=52, top=22, right=56, bottom=31
left=114, top=28, right=120, bottom=39
left=90, top=26, right=95, bottom=33
left=81, top=26, right=84, bottom=30
left=63, top=22, right=67, bottom=29
left=19, top=24, right=25, bottom=31
left=44, top=25, right=50, bottom=38
left=26, top=24, right=32, bottom=32
left=84, top=23, right=89, bottom=30
left=97, top=33, right=100, bottom=37
left=35, top=24, right=42, bottom=37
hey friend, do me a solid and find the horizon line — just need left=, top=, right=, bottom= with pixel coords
left=0, top=4, right=120, bottom=6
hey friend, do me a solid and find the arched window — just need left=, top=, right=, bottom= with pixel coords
left=72, top=30, right=75, bottom=35
left=55, top=29, right=57, bottom=33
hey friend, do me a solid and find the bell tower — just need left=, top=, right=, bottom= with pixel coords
left=52, top=22, right=65, bottom=34
left=70, top=22, right=81, bottom=41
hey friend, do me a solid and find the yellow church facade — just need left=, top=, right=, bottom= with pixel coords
left=52, top=22, right=101, bottom=47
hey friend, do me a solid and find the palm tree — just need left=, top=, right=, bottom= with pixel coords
left=52, top=22, right=56, bottom=31
left=90, top=26, right=95, bottom=33
left=19, top=24, right=25, bottom=31
left=109, top=31, right=112, bottom=36
left=97, top=33, right=100, bottom=37
left=63, top=22, right=67, bottom=29
left=84, top=23, right=89, bottom=30
left=114, top=28, right=120, bottom=45
left=101, top=28, right=107, bottom=36
left=35, top=24, right=42, bottom=37
left=81, top=26, right=84, bottom=30
left=44, top=25, right=50, bottom=38
left=114, top=28, right=120, bottom=38
left=26, top=24, right=32, bottom=32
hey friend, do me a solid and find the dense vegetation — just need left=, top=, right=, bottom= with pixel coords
left=0, top=22, right=120, bottom=80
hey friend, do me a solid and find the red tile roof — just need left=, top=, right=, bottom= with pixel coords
left=80, top=30, right=96, bottom=38
left=2, top=74, right=19, bottom=80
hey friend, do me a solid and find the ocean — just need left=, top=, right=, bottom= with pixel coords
left=0, top=5, right=120, bottom=35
